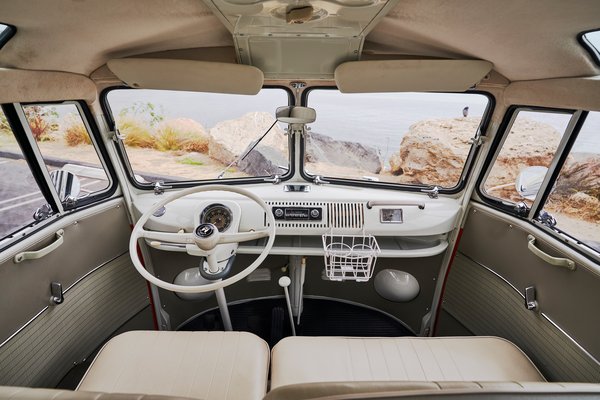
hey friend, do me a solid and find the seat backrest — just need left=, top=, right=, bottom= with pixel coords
left=0, top=386, right=196, bottom=400
left=263, top=381, right=600, bottom=400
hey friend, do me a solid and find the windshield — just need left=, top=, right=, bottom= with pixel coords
left=106, top=88, right=290, bottom=184
left=304, top=90, right=490, bottom=188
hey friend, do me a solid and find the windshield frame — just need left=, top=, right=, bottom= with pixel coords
left=100, top=85, right=295, bottom=190
left=299, top=87, right=495, bottom=194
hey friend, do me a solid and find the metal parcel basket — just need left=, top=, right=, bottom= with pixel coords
left=322, top=231, right=380, bottom=282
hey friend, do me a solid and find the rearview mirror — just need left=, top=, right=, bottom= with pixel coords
left=50, top=170, right=81, bottom=205
left=515, top=166, right=548, bottom=201
left=276, top=106, right=316, bottom=124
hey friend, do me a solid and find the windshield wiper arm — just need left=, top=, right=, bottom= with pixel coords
left=216, top=120, right=278, bottom=179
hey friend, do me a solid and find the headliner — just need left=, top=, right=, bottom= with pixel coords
left=0, top=0, right=599, bottom=82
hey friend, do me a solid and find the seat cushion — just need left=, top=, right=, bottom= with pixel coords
left=77, top=331, right=269, bottom=400
left=264, top=382, right=600, bottom=400
left=270, top=336, right=545, bottom=389
left=1, top=386, right=196, bottom=400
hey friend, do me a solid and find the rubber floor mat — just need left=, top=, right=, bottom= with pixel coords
left=179, top=298, right=413, bottom=347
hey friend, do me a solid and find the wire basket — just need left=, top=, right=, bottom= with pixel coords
left=322, top=232, right=380, bottom=282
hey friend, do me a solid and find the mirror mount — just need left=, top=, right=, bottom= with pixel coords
left=50, top=170, right=81, bottom=207
left=276, top=106, right=316, bottom=125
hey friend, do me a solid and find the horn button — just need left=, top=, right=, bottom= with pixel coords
left=194, top=223, right=220, bottom=250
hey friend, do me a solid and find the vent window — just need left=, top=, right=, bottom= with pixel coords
left=0, top=23, right=15, bottom=50
left=580, top=30, right=600, bottom=66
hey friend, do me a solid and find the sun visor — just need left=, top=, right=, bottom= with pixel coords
left=107, top=59, right=264, bottom=95
left=335, top=60, right=493, bottom=93
left=0, top=68, right=97, bottom=103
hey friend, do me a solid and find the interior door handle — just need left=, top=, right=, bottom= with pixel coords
left=14, top=229, right=65, bottom=264
left=527, top=235, right=576, bottom=271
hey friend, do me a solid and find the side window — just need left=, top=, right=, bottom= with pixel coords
left=541, top=111, right=600, bottom=252
left=482, top=110, right=573, bottom=205
left=0, top=108, right=48, bottom=239
left=22, top=103, right=111, bottom=205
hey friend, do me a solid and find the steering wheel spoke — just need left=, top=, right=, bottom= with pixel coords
left=140, top=229, right=194, bottom=245
left=219, top=229, right=270, bottom=244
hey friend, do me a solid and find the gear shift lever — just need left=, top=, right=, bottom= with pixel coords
left=278, top=276, right=296, bottom=336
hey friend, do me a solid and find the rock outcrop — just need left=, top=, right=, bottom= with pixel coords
left=208, top=112, right=382, bottom=176
left=305, top=132, right=382, bottom=174
left=389, top=117, right=563, bottom=190
left=208, top=112, right=288, bottom=176
left=389, top=118, right=477, bottom=186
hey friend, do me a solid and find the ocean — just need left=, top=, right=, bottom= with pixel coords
left=107, top=89, right=600, bottom=158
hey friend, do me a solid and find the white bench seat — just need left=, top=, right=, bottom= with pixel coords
left=270, top=336, right=545, bottom=389
left=77, top=331, right=270, bottom=400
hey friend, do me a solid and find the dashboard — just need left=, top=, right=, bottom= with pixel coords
left=135, top=182, right=462, bottom=259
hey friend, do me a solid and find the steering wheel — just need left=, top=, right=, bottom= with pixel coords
left=129, top=184, right=276, bottom=293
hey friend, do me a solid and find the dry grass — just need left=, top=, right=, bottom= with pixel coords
left=155, top=119, right=210, bottom=152
left=118, top=118, right=156, bottom=148
left=154, top=125, right=184, bottom=151
left=64, top=123, right=91, bottom=146
left=117, top=118, right=210, bottom=153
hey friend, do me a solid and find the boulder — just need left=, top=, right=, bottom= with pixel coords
left=305, top=131, right=382, bottom=174
left=389, top=117, right=563, bottom=189
left=238, top=145, right=289, bottom=177
left=389, top=118, right=479, bottom=186
left=208, top=112, right=287, bottom=176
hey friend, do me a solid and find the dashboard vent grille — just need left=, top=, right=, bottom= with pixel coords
left=328, top=202, right=364, bottom=229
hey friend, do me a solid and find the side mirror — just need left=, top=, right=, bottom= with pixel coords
left=276, top=106, right=316, bottom=124
left=50, top=170, right=81, bottom=205
left=515, top=166, right=548, bottom=201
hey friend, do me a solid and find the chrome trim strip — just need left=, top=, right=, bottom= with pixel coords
left=64, top=251, right=128, bottom=294
left=0, top=306, right=48, bottom=349
left=460, top=252, right=524, bottom=298
left=0, top=251, right=129, bottom=349
left=541, top=312, right=600, bottom=367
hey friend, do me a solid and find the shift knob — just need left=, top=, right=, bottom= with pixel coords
left=278, top=276, right=291, bottom=287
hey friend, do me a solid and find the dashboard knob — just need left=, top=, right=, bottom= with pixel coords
left=310, top=209, right=320, bottom=218
left=274, top=208, right=284, bottom=218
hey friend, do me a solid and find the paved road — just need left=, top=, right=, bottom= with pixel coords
left=0, top=157, right=107, bottom=239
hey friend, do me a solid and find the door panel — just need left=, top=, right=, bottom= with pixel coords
left=0, top=199, right=149, bottom=387
left=442, top=204, right=600, bottom=382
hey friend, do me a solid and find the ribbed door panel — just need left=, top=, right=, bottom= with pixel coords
left=443, top=253, right=600, bottom=382
left=0, top=254, right=148, bottom=388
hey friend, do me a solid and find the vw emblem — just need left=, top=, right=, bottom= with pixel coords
left=195, top=223, right=215, bottom=238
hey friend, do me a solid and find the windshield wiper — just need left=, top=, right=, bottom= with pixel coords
left=216, top=120, right=278, bottom=179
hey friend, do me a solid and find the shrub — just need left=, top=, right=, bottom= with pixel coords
left=0, top=111, right=10, bottom=135
left=24, top=105, right=58, bottom=141
left=155, top=119, right=210, bottom=153
left=182, top=136, right=209, bottom=153
left=118, top=118, right=155, bottom=148
left=64, top=123, right=91, bottom=146
left=154, top=125, right=184, bottom=151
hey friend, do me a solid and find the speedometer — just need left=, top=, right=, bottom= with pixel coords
left=200, top=204, right=232, bottom=232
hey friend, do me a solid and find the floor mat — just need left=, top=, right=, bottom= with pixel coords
left=179, top=298, right=414, bottom=347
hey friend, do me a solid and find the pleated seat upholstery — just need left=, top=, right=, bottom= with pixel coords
left=270, top=336, right=545, bottom=389
left=77, top=331, right=270, bottom=400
